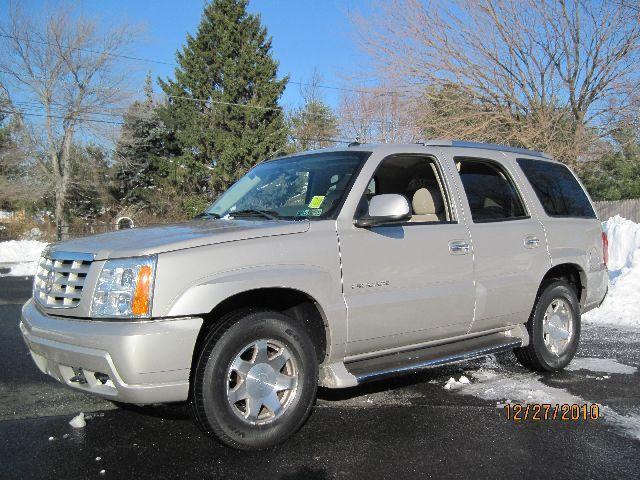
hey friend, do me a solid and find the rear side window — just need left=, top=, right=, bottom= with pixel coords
left=455, top=158, right=527, bottom=222
left=517, top=159, right=596, bottom=218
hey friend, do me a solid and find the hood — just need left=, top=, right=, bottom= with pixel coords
left=48, top=219, right=310, bottom=260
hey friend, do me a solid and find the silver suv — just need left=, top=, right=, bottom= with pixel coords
left=20, top=141, right=609, bottom=449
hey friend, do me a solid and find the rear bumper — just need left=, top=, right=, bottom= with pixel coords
left=20, top=299, right=203, bottom=404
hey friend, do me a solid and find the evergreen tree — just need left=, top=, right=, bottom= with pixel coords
left=67, top=144, right=111, bottom=220
left=112, top=73, right=181, bottom=213
left=158, top=0, right=287, bottom=196
left=579, top=123, right=640, bottom=201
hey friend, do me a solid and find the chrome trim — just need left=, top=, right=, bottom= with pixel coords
left=34, top=251, right=93, bottom=309
left=45, top=250, right=95, bottom=262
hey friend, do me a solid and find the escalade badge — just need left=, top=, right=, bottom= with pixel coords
left=351, top=280, right=390, bottom=289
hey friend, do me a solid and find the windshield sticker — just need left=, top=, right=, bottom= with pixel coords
left=296, top=208, right=323, bottom=217
left=308, top=195, right=325, bottom=209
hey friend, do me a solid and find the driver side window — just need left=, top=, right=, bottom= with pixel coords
left=357, top=155, right=452, bottom=223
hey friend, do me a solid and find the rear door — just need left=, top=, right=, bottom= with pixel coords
left=446, top=150, right=551, bottom=333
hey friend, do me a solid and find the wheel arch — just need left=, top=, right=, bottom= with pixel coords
left=190, top=287, right=330, bottom=375
left=536, top=263, right=586, bottom=307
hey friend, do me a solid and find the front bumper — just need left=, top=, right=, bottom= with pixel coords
left=20, top=299, right=203, bottom=404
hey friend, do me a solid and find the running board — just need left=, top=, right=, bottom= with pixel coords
left=344, top=333, right=522, bottom=385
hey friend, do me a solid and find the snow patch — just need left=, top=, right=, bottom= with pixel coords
left=443, top=375, right=470, bottom=390
left=565, top=357, right=637, bottom=375
left=69, top=412, right=86, bottom=428
left=0, top=240, right=48, bottom=276
left=447, top=357, right=640, bottom=440
left=605, top=412, right=640, bottom=440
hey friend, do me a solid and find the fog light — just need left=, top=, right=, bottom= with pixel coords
left=70, top=367, right=87, bottom=384
left=94, top=372, right=110, bottom=385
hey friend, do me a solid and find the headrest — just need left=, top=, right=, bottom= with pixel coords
left=484, top=197, right=501, bottom=208
left=412, top=187, right=443, bottom=215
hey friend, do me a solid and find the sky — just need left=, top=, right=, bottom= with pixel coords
left=1, top=0, right=373, bottom=110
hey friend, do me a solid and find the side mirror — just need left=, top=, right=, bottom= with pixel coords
left=355, top=194, right=411, bottom=228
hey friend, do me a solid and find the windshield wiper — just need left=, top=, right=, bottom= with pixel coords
left=193, top=212, right=221, bottom=220
left=230, top=209, right=280, bottom=220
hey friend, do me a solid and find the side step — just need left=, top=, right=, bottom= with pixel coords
left=345, top=332, right=522, bottom=384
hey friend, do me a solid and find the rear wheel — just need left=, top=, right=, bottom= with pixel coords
left=514, top=280, right=581, bottom=372
left=191, top=310, right=318, bottom=450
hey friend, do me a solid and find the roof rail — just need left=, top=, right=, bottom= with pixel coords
left=422, top=139, right=552, bottom=159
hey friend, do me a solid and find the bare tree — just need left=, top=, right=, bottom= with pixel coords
left=353, top=0, right=640, bottom=162
left=0, top=4, right=137, bottom=224
left=288, top=71, right=340, bottom=150
left=338, top=86, right=421, bottom=143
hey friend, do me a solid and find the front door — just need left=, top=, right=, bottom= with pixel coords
left=337, top=154, right=476, bottom=357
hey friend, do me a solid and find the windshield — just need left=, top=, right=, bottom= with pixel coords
left=205, top=151, right=369, bottom=220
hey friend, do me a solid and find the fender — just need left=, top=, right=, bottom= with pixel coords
left=163, top=264, right=349, bottom=359
left=549, top=246, right=589, bottom=271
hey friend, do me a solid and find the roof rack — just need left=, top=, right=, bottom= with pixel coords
left=422, top=139, right=552, bottom=159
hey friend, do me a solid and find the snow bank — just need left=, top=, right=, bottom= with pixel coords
left=603, top=215, right=640, bottom=272
left=583, top=215, right=640, bottom=329
left=0, top=240, right=48, bottom=276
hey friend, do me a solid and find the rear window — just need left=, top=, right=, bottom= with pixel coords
left=517, top=158, right=596, bottom=218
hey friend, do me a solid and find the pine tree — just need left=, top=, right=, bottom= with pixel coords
left=112, top=73, right=181, bottom=212
left=67, top=144, right=110, bottom=220
left=158, top=0, right=288, bottom=196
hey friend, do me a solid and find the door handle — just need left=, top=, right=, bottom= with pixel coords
left=449, top=240, right=470, bottom=255
left=524, top=235, right=540, bottom=248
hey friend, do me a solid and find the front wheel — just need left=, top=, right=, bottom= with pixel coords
left=514, top=280, right=581, bottom=372
left=191, top=310, right=318, bottom=450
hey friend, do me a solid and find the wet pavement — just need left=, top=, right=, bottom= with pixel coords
left=1, top=276, right=638, bottom=479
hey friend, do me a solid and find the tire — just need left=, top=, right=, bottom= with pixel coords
left=191, top=309, right=318, bottom=450
left=514, top=280, right=581, bottom=372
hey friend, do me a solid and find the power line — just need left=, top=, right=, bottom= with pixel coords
left=0, top=32, right=416, bottom=97
left=0, top=107, right=358, bottom=144
left=1, top=107, right=125, bottom=125
left=7, top=99, right=422, bottom=131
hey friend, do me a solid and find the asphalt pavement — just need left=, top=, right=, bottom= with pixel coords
left=1, top=276, right=638, bottom=479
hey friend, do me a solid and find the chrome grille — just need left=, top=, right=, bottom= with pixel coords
left=34, top=251, right=93, bottom=308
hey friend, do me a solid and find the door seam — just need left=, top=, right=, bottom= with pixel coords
left=436, top=147, right=478, bottom=334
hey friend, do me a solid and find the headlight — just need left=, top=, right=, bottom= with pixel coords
left=91, top=256, right=156, bottom=318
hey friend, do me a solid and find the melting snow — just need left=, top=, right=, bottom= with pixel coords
left=446, top=357, right=640, bottom=440
left=565, top=357, right=637, bottom=375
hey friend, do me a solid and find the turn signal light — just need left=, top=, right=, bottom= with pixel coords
left=132, top=265, right=153, bottom=316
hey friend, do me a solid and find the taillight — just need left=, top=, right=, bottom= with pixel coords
left=601, top=231, right=609, bottom=267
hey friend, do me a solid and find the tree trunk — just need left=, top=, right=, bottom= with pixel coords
left=54, top=183, right=65, bottom=227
